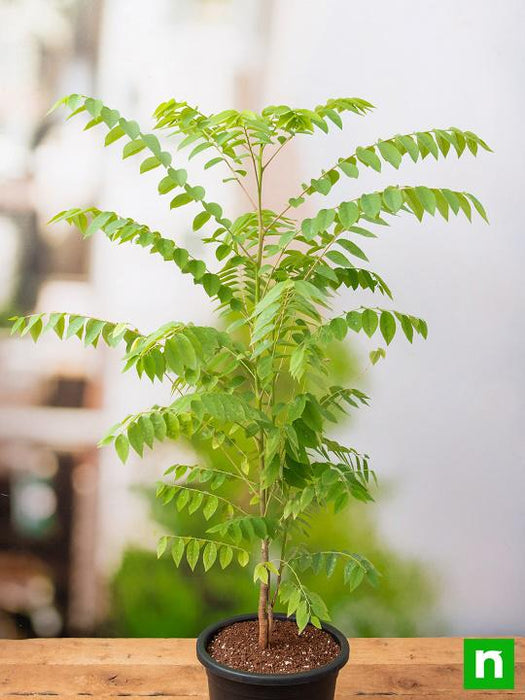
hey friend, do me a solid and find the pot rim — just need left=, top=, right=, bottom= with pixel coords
left=196, top=612, right=349, bottom=686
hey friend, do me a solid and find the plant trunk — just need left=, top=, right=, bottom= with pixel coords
left=257, top=539, right=269, bottom=649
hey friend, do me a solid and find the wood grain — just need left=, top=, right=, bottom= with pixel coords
left=0, top=637, right=523, bottom=698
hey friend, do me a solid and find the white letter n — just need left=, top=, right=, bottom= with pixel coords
left=475, top=650, right=503, bottom=679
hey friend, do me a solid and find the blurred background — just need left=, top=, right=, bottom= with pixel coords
left=0, top=0, right=523, bottom=640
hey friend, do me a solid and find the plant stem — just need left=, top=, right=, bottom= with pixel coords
left=258, top=538, right=270, bottom=649
left=249, top=139, right=272, bottom=650
left=268, top=525, right=288, bottom=637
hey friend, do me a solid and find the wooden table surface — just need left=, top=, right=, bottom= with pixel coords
left=0, top=637, right=523, bottom=698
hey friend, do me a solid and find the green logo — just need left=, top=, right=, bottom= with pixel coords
left=464, top=639, right=514, bottom=690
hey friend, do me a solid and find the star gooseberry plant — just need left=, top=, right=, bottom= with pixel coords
left=11, top=94, right=490, bottom=649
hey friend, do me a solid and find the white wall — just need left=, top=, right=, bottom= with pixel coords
left=261, top=0, right=524, bottom=635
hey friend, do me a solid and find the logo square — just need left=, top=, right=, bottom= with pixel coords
left=464, top=638, right=515, bottom=690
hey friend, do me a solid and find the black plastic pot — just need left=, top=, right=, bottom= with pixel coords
left=196, top=613, right=349, bottom=700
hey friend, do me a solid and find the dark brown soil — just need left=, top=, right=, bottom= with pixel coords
left=207, top=619, right=340, bottom=674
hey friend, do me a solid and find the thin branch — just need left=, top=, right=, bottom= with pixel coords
left=184, top=106, right=257, bottom=210
left=262, top=135, right=293, bottom=171
left=167, top=534, right=249, bottom=553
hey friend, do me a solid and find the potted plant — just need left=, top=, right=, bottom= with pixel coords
left=11, top=93, right=490, bottom=699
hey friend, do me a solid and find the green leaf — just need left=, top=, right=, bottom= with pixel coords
left=151, top=412, right=167, bottom=441
left=170, top=193, right=192, bottom=209
left=171, top=539, right=185, bottom=566
left=158, top=176, right=177, bottom=195
left=290, top=344, right=307, bottom=380
left=84, top=318, right=105, bottom=346
left=215, top=244, right=231, bottom=261
left=377, top=140, right=402, bottom=168
left=140, top=156, right=160, bottom=173
left=203, top=495, right=219, bottom=520
left=344, top=561, right=365, bottom=591
left=157, top=536, right=168, bottom=558
left=120, top=119, right=140, bottom=139
left=288, top=395, right=306, bottom=422
left=311, top=176, right=332, bottom=195
left=123, top=139, right=145, bottom=159
left=360, top=192, right=382, bottom=218
left=66, top=316, right=85, bottom=339
left=337, top=238, right=368, bottom=262
left=382, top=186, right=403, bottom=213
left=329, top=317, right=348, bottom=341
left=442, top=189, right=460, bottom=215
left=176, top=334, right=197, bottom=369
left=187, top=185, right=206, bottom=201
left=115, top=434, right=129, bottom=463
left=187, top=491, right=203, bottom=515
left=105, top=125, right=125, bottom=146
left=177, top=489, right=190, bottom=511
left=193, top=211, right=211, bottom=231
left=86, top=211, right=114, bottom=237
left=139, top=415, right=155, bottom=449
left=164, top=338, right=184, bottom=374
left=301, top=218, right=316, bottom=241
left=326, top=250, right=352, bottom=268
left=142, top=133, right=162, bottom=156
left=10, top=316, right=26, bottom=336
left=186, top=539, right=200, bottom=571
left=325, top=553, right=338, bottom=577
left=346, top=310, right=362, bottom=332
left=189, top=141, right=214, bottom=160
left=309, top=591, right=329, bottom=620
left=254, top=563, right=269, bottom=584
left=434, top=190, right=449, bottom=220
left=314, top=208, right=336, bottom=232
left=416, top=131, right=439, bottom=159
left=266, top=561, right=280, bottom=576
left=370, top=348, right=386, bottom=365
left=289, top=195, right=306, bottom=207
left=127, top=422, right=144, bottom=457
left=339, top=159, right=359, bottom=178
left=220, top=545, right=233, bottom=569
left=356, top=146, right=381, bottom=172
left=362, top=309, right=378, bottom=337
left=237, top=550, right=250, bottom=567
left=403, top=188, right=424, bottom=220
left=397, top=313, right=414, bottom=343
left=395, top=134, right=419, bottom=162
left=325, top=109, right=343, bottom=129
left=415, top=186, right=436, bottom=215
left=28, top=316, right=43, bottom=341
left=164, top=413, right=180, bottom=439
left=203, top=542, right=218, bottom=571
left=456, top=192, right=472, bottom=221
left=466, top=193, right=488, bottom=222
left=337, top=201, right=359, bottom=229
left=204, top=156, right=223, bottom=170
left=286, top=587, right=302, bottom=617
left=379, top=311, right=396, bottom=345
left=171, top=168, right=188, bottom=186
left=296, top=601, right=309, bottom=632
